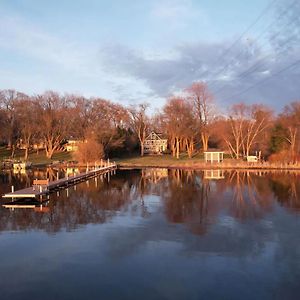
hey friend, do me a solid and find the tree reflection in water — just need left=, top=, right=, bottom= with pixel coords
left=161, top=169, right=213, bottom=235
left=0, top=168, right=300, bottom=234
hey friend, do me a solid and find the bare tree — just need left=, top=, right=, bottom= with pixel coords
left=91, top=99, right=129, bottom=156
left=15, top=96, right=39, bottom=160
left=128, top=103, right=149, bottom=156
left=36, top=91, right=69, bottom=159
left=185, top=82, right=214, bottom=151
left=279, top=101, right=300, bottom=162
left=65, top=94, right=92, bottom=139
left=222, top=103, right=247, bottom=159
left=0, top=89, right=25, bottom=156
left=222, top=103, right=271, bottom=159
left=243, top=104, right=272, bottom=157
left=163, top=97, right=194, bottom=159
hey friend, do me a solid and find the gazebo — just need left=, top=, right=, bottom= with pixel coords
left=204, top=151, right=224, bottom=163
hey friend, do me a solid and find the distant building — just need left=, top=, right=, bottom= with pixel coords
left=64, top=139, right=85, bottom=152
left=18, top=139, right=45, bottom=150
left=204, top=151, right=224, bottom=163
left=144, top=132, right=168, bottom=154
left=246, top=155, right=258, bottom=162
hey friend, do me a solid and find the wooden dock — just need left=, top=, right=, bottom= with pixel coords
left=2, top=163, right=117, bottom=199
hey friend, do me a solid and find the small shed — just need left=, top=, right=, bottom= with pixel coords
left=144, top=132, right=168, bottom=154
left=204, top=151, right=224, bottom=163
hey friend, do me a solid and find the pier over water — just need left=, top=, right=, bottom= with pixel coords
left=2, top=162, right=117, bottom=200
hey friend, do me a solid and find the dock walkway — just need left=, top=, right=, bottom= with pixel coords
left=2, top=164, right=116, bottom=199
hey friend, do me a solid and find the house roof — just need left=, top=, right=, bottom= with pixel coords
left=145, top=131, right=167, bottom=140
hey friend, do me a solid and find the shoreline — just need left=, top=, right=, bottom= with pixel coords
left=117, top=162, right=300, bottom=171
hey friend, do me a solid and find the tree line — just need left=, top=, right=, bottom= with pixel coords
left=0, top=84, right=299, bottom=163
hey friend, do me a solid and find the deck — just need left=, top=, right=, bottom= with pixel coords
left=2, top=164, right=116, bottom=199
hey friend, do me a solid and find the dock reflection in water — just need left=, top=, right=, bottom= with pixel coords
left=0, top=168, right=300, bottom=300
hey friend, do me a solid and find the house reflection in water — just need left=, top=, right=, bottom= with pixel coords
left=66, top=167, right=79, bottom=176
left=1, top=169, right=300, bottom=235
left=141, top=168, right=168, bottom=183
left=204, top=169, right=225, bottom=180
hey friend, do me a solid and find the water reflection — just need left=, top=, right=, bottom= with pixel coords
left=1, top=168, right=300, bottom=299
left=1, top=168, right=300, bottom=235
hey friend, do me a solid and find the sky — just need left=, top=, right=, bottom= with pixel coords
left=0, top=0, right=299, bottom=112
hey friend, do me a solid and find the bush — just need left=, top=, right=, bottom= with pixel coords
left=74, top=139, right=104, bottom=163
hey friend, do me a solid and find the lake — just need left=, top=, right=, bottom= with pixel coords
left=0, top=168, right=300, bottom=300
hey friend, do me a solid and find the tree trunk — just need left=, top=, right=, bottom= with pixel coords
left=24, top=146, right=29, bottom=160
left=170, top=137, right=176, bottom=157
left=140, top=143, right=144, bottom=157
left=186, top=138, right=194, bottom=158
left=46, top=146, right=55, bottom=159
left=11, top=144, right=15, bottom=158
left=201, top=133, right=209, bottom=152
left=176, top=137, right=180, bottom=159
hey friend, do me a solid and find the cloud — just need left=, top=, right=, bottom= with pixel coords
left=0, top=13, right=141, bottom=103
left=1, top=1, right=299, bottom=111
left=100, top=30, right=300, bottom=111
left=270, top=0, right=300, bottom=54
left=0, top=15, right=89, bottom=71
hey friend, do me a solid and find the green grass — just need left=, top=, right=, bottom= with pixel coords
left=0, top=146, right=73, bottom=165
left=115, top=153, right=206, bottom=168
left=116, top=154, right=300, bottom=170
left=0, top=147, right=25, bottom=160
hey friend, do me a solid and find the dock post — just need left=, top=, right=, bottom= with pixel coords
left=11, top=185, right=14, bottom=193
left=108, top=158, right=110, bottom=166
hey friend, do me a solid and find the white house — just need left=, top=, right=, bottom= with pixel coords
left=144, top=132, right=168, bottom=154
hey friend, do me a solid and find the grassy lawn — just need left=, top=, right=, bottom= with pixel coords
left=115, top=154, right=300, bottom=170
left=0, top=146, right=73, bottom=165
left=115, top=153, right=206, bottom=168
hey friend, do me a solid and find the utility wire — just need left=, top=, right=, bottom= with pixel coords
left=222, top=58, right=300, bottom=101
left=197, top=0, right=278, bottom=82
left=212, top=0, right=299, bottom=96
left=208, top=0, right=297, bottom=92
left=214, top=25, right=299, bottom=96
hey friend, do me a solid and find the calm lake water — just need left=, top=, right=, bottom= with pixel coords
left=0, top=168, right=300, bottom=300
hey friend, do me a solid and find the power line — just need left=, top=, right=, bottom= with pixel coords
left=197, top=0, right=278, bottom=81
left=216, top=0, right=278, bottom=61
left=222, top=58, right=300, bottom=101
left=213, top=28, right=298, bottom=96
left=209, top=0, right=297, bottom=91
left=212, top=0, right=299, bottom=96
